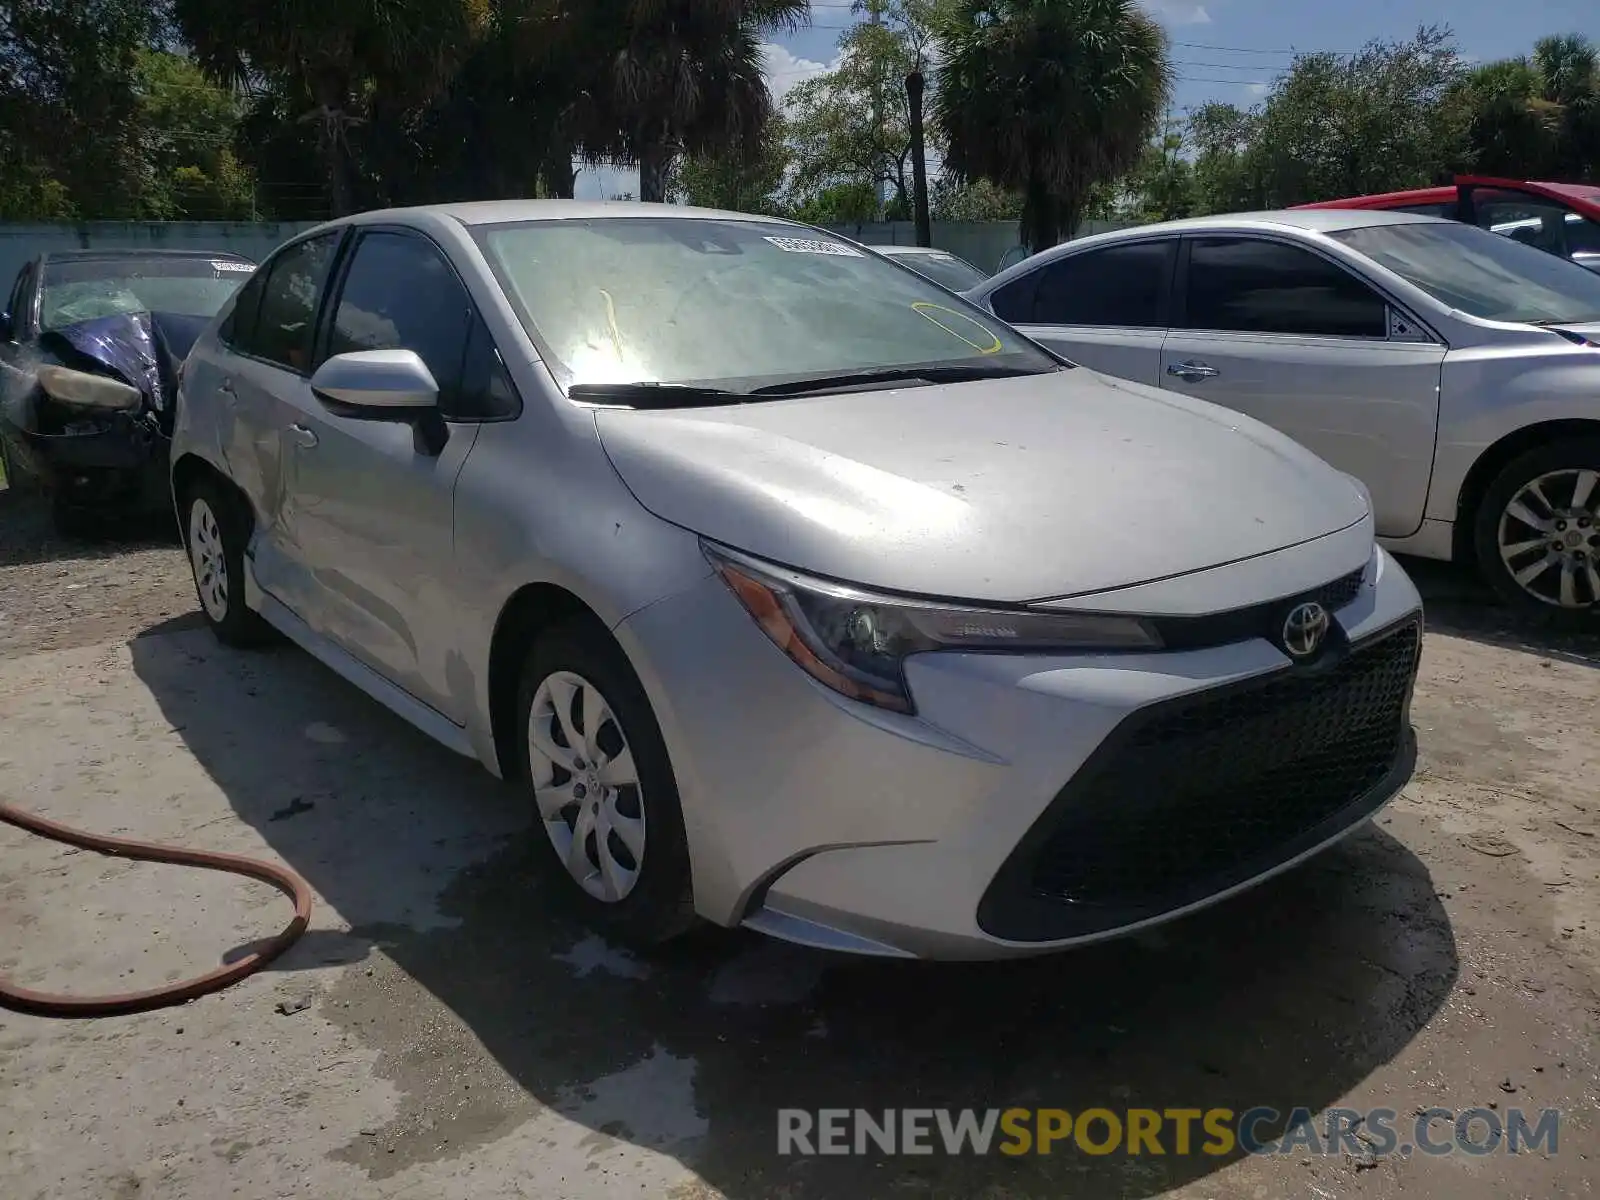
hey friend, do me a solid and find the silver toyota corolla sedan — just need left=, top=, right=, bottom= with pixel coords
left=172, top=202, right=1423, bottom=960
left=965, top=210, right=1600, bottom=621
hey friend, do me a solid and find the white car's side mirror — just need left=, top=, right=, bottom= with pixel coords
left=310, top=349, right=438, bottom=413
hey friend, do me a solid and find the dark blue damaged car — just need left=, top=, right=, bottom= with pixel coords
left=0, top=249, right=256, bottom=533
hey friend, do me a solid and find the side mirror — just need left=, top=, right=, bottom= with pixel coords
left=311, top=349, right=438, bottom=413
left=310, top=349, right=449, bottom=456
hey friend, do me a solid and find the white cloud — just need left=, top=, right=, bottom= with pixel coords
left=1246, top=82, right=1270, bottom=95
left=761, top=42, right=840, bottom=104
left=1146, top=2, right=1212, bottom=24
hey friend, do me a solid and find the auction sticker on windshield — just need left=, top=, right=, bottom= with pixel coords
left=764, top=236, right=866, bottom=257
left=211, top=260, right=256, bottom=273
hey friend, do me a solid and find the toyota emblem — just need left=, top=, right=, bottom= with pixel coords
left=1282, top=601, right=1331, bottom=659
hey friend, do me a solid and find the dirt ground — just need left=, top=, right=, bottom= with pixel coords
left=1, top=485, right=1597, bottom=1200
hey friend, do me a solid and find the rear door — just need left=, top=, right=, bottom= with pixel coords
left=203, top=230, right=344, bottom=613
left=1158, top=234, right=1446, bottom=539
left=985, top=238, right=1176, bottom=385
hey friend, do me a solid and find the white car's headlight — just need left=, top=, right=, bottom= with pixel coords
left=36, top=365, right=142, bottom=412
left=704, top=542, right=1161, bottom=714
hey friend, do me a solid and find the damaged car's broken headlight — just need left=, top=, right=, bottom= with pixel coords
left=36, top=365, right=142, bottom=412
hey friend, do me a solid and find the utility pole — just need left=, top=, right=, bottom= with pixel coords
left=906, top=70, right=932, bottom=246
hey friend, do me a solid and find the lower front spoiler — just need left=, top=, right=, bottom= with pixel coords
left=741, top=729, right=1415, bottom=961
left=11, top=422, right=171, bottom=514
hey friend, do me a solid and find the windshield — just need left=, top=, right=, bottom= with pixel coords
left=891, top=251, right=990, bottom=292
left=39, top=257, right=254, bottom=332
left=1327, top=222, right=1600, bottom=325
left=474, top=217, right=1053, bottom=395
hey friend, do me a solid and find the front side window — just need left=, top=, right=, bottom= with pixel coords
left=474, top=217, right=1055, bottom=395
left=38, top=257, right=253, bottom=333
left=1183, top=237, right=1388, bottom=338
left=1029, top=241, right=1174, bottom=328
left=1328, top=220, right=1600, bottom=325
left=247, top=234, right=339, bottom=371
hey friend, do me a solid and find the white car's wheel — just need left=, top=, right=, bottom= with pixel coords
left=516, top=619, right=694, bottom=944
left=1475, top=438, right=1600, bottom=623
left=181, top=479, right=273, bottom=647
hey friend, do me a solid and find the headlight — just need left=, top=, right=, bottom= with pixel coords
left=704, top=542, right=1161, bottom=715
left=36, top=365, right=142, bottom=412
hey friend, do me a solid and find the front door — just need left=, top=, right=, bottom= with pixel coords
left=1159, top=235, right=1445, bottom=540
left=986, top=238, right=1176, bottom=385
left=282, top=228, right=507, bottom=722
left=1462, top=184, right=1600, bottom=272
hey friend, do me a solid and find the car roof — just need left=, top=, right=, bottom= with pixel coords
left=323, top=199, right=799, bottom=230
left=1042, top=207, right=1440, bottom=252
left=1294, top=185, right=1457, bottom=210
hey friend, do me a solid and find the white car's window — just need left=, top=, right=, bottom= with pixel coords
left=894, top=252, right=989, bottom=292
left=475, top=217, right=1056, bottom=393
left=1182, top=237, right=1389, bottom=338
left=1328, top=221, right=1600, bottom=325
left=1023, top=241, right=1175, bottom=329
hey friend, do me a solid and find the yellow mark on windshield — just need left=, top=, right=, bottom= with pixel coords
left=911, top=302, right=1003, bottom=354
left=598, top=287, right=626, bottom=359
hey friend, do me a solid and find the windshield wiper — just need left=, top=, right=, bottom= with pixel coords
left=748, top=362, right=1055, bottom=398
left=567, top=381, right=745, bottom=409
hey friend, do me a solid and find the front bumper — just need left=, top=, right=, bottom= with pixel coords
left=613, top=544, right=1423, bottom=960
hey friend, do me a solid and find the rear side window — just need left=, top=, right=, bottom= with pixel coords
left=242, top=233, right=340, bottom=371
left=1025, top=241, right=1175, bottom=328
left=326, top=230, right=520, bottom=421
left=1183, top=237, right=1387, bottom=338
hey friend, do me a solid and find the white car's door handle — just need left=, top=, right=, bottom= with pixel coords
left=1167, top=361, right=1220, bottom=382
left=289, top=423, right=319, bottom=449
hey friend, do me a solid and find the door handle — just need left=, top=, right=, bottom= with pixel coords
left=289, top=423, right=318, bottom=449
left=218, top=378, right=235, bottom=397
left=1167, top=361, right=1220, bottom=382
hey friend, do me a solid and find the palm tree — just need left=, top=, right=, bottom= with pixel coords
left=173, top=0, right=489, bottom=215
left=1532, top=34, right=1600, bottom=180
left=934, top=0, right=1171, bottom=252
left=580, top=0, right=810, bottom=203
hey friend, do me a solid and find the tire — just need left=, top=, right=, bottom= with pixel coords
left=1472, top=437, right=1600, bottom=625
left=515, top=618, right=696, bottom=946
left=181, top=477, right=273, bottom=647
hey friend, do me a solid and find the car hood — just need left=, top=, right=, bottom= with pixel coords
left=593, top=370, right=1370, bottom=603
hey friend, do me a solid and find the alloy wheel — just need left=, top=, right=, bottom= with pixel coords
left=188, top=497, right=229, bottom=622
left=527, top=670, right=646, bottom=903
left=1497, top=468, right=1600, bottom=609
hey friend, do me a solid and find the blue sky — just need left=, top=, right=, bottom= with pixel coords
left=576, top=0, right=1600, bottom=199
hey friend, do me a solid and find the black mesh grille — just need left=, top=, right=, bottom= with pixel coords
left=978, top=620, right=1420, bottom=940
left=1314, top=566, right=1366, bottom=612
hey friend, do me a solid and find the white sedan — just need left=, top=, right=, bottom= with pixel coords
left=966, top=210, right=1600, bottom=621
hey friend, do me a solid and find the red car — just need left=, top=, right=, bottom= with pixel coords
left=1297, top=176, right=1600, bottom=273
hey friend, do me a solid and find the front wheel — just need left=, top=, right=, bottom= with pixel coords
left=515, top=619, right=695, bottom=946
left=182, top=479, right=273, bottom=647
left=1473, top=438, right=1600, bottom=623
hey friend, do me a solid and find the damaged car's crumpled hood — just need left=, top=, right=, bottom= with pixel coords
left=38, top=309, right=208, bottom=417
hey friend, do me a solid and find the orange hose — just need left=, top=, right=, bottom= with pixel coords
left=0, top=800, right=312, bottom=1018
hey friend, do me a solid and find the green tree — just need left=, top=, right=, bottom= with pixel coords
left=1115, top=121, right=1195, bottom=222
left=578, top=0, right=808, bottom=203
left=173, top=0, right=491, bottom=216
left=135, top=50, right=258, bottom=219
left=929, top=176, right=1022, bottom=221
left=669, top=112, right=792, bottom=213
left=1189, top=27, right=1470, bottom=213
left=785, top=0, right=940, bottom=220
left=789, top=180, right=880, bottom=224
left=934, top=0, right=1171, bottom=253
left=0, top=0, right=160, bottom=219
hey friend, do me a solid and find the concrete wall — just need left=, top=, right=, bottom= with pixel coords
left=0, top=215, right=1135, bottom=299
left=0, top=221, right=318, bottom=296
